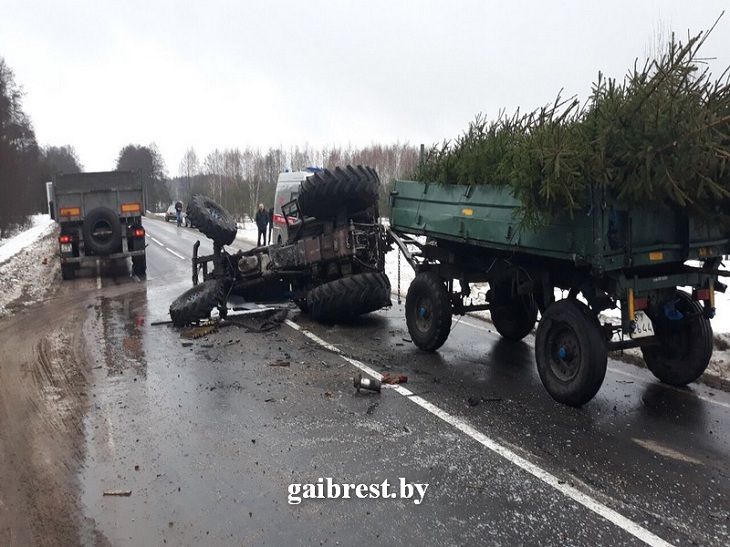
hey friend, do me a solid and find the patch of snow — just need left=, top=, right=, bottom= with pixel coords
left=0, top=214, right=55, bottom=265
left=236, top=220, right=263, bottom=245
left=0, top=228, right=59, bottom=317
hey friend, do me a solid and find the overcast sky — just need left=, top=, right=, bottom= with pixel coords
left=2, top=1, right=729, bottom=172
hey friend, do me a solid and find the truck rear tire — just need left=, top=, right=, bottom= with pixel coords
left=187, top=195, right=237, bottom=246
left=307, top=272, right=391, bottom=322
left=641, top=290, right=712, bottom=386
left=490, top=279, right=538, bottom=341
left=83, top=207, right=122, bottom=255
left=61, top=264, right=75, bottom=280
left=132, top=255, right=146, bottom=277
left=298, top=166, right=379, bottom=219
left=170, top=279, right=228, bottom=326
left=535, top=299, right=607, bottom=407
left=406, top=272, right=453, bottom=352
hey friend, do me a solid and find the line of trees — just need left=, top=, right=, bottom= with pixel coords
left=167, top=143, right=420, bottom=220
left=0, top=57, right=82, bottom=236
left=1, top=54, right=420, bottom=233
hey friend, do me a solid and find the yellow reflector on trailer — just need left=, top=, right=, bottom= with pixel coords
left=59, top=207, right=80, bottom=216
left=649, top=251, right=664, bottom=261
left=121, top=202, right=141, bottom=213
left=461, top=208, right=473, bottom=216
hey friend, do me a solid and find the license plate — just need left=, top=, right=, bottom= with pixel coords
left=632, top=310, right=655, bottom=339
left=60, top=243, right=72, bottom=253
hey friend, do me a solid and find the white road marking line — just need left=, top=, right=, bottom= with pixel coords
left=165, top=247, right=186, bottom=260
left=96, top=259, right=101, bottom=290
left=456, top=317, right=730, bottom=411
left=149, top=236, right=164, bottom=246
left=284, top=318, right=674, bottom=547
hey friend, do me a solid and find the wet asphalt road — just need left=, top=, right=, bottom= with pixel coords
left=41, top=217, right=730, bottom=545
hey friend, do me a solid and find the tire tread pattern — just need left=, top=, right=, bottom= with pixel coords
left=308, top=272, right=391, bottom=322
left=298, top=165, right=380, bottom=219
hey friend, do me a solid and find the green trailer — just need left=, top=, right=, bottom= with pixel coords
left=388, top=180, right=728, bottom=406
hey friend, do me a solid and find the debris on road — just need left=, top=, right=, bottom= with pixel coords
left=182, top=323, right=219, bottom=339
left=381, top=373, right=408, bottom=385
left=268, top=360, right=290, bottom=367
left=354, top=372, right=381, bottom=393
left=226, top=308, right=289, bottom=333
left=103, top=490, right=132, bottom=497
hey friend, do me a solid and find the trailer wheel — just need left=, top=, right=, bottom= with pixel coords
left=298, top=165, right=380, bottom=219
left=187, top=195, right=237, bottom=246
left=61, top=264, right=75, bottom=280
left=308, top=272, right=391, bottom=322
left=406, top=272, right=453, bottom=352
left=535, top=299, right=607, bottom=406
left=641, top=291, right=712, bottom=386
left=490, top=279, right=538, bottom=341
left=169, top=279, right=228, bottom=326
left=132, top=255, right=146, bottom=277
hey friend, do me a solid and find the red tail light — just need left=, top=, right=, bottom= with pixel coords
left=133, top=228, right=145, bottom=238
left=59, top=234, right=72, bottom=244
left=634, top=297, right=648, bottom=310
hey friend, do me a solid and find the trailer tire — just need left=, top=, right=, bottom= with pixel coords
left=641, top=291, right=712, bottom=386
left=308, top=272, right=391, bottom=322
left=406, top=272, right=453, bottom=352
left=61, top=264, right=75, bottom=280
left=132, top=255, right=146, bottom=277
left=490, top=279, right=538, bottom=341
left=187, top=195, right=237, bottom=246
left=298, top=165, right=380, bottom=219
left=169, top=279, right=228, bottom=327
left=535, top=299, right=607, bottom=407
left=83, top=207, right=122, bottom=255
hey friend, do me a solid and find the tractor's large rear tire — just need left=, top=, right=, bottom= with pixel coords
left=298, top=166, right=380, bottom=219
left=490, top=278, right=538, bottom=341
left=307, top=272, right=391, bottom=322
left=405, top=272, right=453, bottom=352
left=169, top=279, right=228, bottom=326
left=187, top=195, right=237, bottom=246
left=641, top=291, right=712, bottom=386
left=535, top=299, right=607, bottom=407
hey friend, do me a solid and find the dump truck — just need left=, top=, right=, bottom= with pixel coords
left=47, top=171, right=146, bottom=280
left=388, top=180, right=727, bottom=406
left=169, top=165, right=391, bottom=325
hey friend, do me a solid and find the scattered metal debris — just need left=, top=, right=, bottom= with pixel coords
left=103, top=490, right=132, bottom=497
left=268, top=360, right=290, bottom=367
left=354, top=372, right=381, bottom=393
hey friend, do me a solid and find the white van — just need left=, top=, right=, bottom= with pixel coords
left=271, top=168, right=322, bottom=244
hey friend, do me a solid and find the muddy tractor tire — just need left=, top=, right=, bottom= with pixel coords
left=307, top=272, right=391, bottom=322
left=490, top=278, right=538, bottom=342
left=83, top=207, right=121, bottom=255
left=298, top=165, right=380, bottom=220
left=187, top=195, right=237, bottom=246
left=169, top=279, right=228, bottom=326
left=535, top=299, right=607, bottom=407
left=405, top=272, right=453, bottom=352
left=641, top=290, right=713, bottom=387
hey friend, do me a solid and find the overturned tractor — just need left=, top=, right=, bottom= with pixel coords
left=169, top=165, right=392, bottom=326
